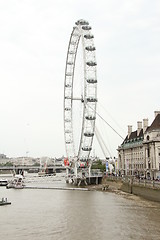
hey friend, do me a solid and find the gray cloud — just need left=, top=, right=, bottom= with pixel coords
left=0, top=0, right=160, bottom=158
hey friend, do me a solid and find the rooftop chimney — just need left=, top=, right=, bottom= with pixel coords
left=128, top=125, right=132, bottom=138
left=137, top=121, right=142, bottom=136
left=143, top=118, right=148, bottom=133
left=154, top=111, right=160, bottom=118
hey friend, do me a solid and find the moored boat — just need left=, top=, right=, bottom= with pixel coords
left=0, top=179, right=8, bottom=186
left=0, top=198, right=11, bottom=206
left=6, top=175, right=24, bottom=189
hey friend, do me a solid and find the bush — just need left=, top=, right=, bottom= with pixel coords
left=91, top=160, right=106, bottom=172
left=3, top=162, right=13, bottom=166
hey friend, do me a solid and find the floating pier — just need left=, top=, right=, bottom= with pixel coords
left=24, top=186, right=89, bottom=191
left=66, top=175, right=103, bottom=186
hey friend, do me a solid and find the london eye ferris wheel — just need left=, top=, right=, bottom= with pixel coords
left=64, top=19, right=97, bottom=163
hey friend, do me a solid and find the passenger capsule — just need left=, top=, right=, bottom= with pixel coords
left=65, top=84, right=72, bottom=87
left=85, top=116, right=96, bottom=120
left=86, top=61, right=97, bottom=67
left=75, top=19, right=89, bottom=25
left=84, top=34, right=94, bottom=39
left=84, top=132, right=94, bottom=137
left=65, top=130, right=71, bottom=133
left=82, top=147, right=92, bottom=151
left=65, top=96, right=71, bottom=99
left=65, top=118, right=71, bottom=122
left=86, top=97, right=97, bottom=102
left=87, top=79, right=97, bottom=84
left=69, top=51, right=75, bottom=54
left=66, top=73, right=72, bottom=76
left=82, top=26, right=92, bottom=30
left=65, top=107, right=71, bottom=111
left=85, top=46, right=96, bottom=51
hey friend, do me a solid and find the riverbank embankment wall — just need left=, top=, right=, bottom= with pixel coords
left=103, top=177, right=160, bottom=202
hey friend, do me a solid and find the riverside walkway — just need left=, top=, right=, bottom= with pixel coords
left=103, top=175, right=160, bottom=202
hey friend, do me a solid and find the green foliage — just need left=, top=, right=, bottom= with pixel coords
left=0, top=162, right=13, bottom=166
left=33, top=162, right=40, bottom=166
left=91, top=160, right=106, bottom=172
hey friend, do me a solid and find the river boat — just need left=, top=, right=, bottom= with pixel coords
left=6, top=175, right=24, bottom=189
left=38, top=171, right=56, bottom=177
left=0, top=179, right=8, bottom=186
left=0, top=198, right=11, bottom=206
left=38, top=158, right=56, bottom=177
left=38, top=171, right=47, bottom=177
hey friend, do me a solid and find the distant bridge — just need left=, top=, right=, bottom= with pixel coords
left=0, top=165, right=66, bottom=173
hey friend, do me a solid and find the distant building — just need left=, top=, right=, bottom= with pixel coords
left=117, top=111, right=160, bottom=180
left=0, top=154, right=7, bottom=159
left=0, top=154, right=9, bottom=164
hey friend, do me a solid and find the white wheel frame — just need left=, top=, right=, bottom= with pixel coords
left=64, top=19, right=97, bottom=162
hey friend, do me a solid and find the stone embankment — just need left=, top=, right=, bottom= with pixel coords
left=87, top=176, right=160, bottom=203
left=86, top=177, right=123, bottom=193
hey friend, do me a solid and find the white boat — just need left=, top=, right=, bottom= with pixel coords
left=0, top=179, right=8, bottom=186
left=6, top=175, right=24, bottom=189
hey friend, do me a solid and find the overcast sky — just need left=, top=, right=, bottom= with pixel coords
left=0, top=0, right=160, bottom=158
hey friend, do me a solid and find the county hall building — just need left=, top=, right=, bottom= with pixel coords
left=117, top=111, right=160, bottom=180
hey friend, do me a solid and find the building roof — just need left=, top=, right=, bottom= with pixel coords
left=122, top=128, right=143, bottom=145
left=147, top=114, right=160, bottom=131
left=119, top=113, right=160, bottom=148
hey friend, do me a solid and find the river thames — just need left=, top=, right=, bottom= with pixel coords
left=0, top=173, right=160, bottom=240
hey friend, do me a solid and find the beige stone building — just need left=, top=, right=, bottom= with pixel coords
left=117, top=111, right=160, bottom=180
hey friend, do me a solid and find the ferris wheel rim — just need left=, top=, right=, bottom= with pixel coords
left=64, top=19, right=97, bottom=161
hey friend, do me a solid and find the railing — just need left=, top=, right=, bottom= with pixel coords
left=104, top=175, right=160, bottom=189
left=131, top=178, right=160, bottom=189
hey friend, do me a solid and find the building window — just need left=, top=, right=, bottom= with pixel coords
left=147, top=147, right=150, bottom=158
